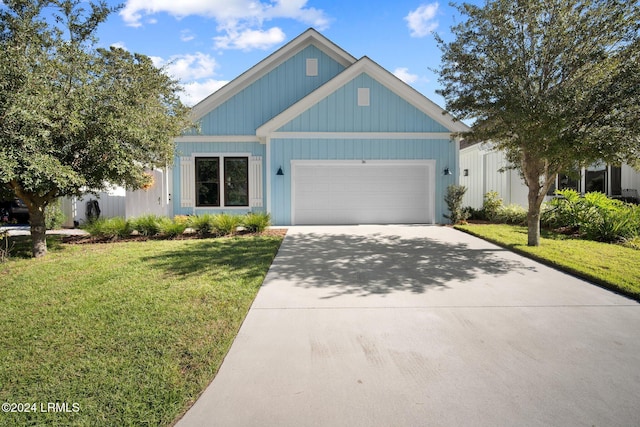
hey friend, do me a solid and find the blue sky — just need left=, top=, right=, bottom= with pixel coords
left=92, top=0, right=477, bottom=108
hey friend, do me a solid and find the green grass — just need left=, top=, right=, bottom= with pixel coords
left=455, top=224, right=640, bottom=300
left=0, top=234, right=283, bottom=426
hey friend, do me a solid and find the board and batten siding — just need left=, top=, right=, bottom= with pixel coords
left=173, top=141, right=266, bottom=216
left=277, top=73, right=451, bottom=133
left=269, top=138, right=456, bottom=225
left=196, top=45, right=347, bottom=136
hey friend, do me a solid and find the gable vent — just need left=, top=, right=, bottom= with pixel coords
left=358, top=88, right=370, bottom=106
left=306, top=58, right=318, bottom=76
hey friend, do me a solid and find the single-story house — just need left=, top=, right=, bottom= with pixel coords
left=460, top=142, right=640, bottom=209
left=163, top=28, right=468, bottom=225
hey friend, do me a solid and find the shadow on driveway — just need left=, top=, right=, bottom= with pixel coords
left=267, top=228, right=536, bottom=298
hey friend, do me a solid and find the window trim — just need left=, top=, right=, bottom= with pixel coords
left=193, top=153, right=251, bottom=209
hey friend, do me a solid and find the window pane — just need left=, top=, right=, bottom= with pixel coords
left=196, top=158, right=219, bottom=206
left=224, top=157, right=248, bottom=206
left=610, top=166, right=622, bottom=196
left=558, top=171, right=580, bottom=192
left=585, top=170, right=606, bottom=193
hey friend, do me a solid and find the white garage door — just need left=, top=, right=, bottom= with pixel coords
left=292, top=160, right=435, bottom=225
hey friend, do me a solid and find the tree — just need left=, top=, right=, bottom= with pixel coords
left=0, top=0, right=191, bottom=257
left=435, top=0, right=640, bottom=246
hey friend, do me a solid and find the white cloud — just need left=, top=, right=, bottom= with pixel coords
left=150, top=53, right=227, bottom=105
left=393, top=67, right=419, bottom=84
left=152, top=52, right=219, bottom=81
left=180, top=79, right=229, bottom=106
left=120, top=0, right=331, bottom=51
left=214, top=27, right=286, bottom=51
left=180, top=29, right=196, bottom=42
left=405, top=3, right=439, bottom=38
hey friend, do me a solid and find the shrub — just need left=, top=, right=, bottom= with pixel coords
left=464, top=206, right=487, bottom=221
left=495, top=204, right=527, bottom=225
left=84, top=217, right=132, bottom=239
left=582, top=205, right=638, bottom=243
left=545, top=189, right=640, bottom=242
left=130, top=214, right=162, bottom=236
left=173, top=215, right=190, bottom=225
left=188, top=214, right=216, bottom=235
left=158, top=217, right=187, bottom=238
left=242, top=212, right=271, bottom=233
left=211, top=213, right=242, bottom=235
left=444, top=185, right=470, bottom=224
left=482, top=191, right=503, bottom=222
left=45, top=199, right=66, bottom=230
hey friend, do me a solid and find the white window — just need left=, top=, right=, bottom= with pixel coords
left=358, top=88, right=370, bottom=106
left=306, top=58, right=318, bottom=76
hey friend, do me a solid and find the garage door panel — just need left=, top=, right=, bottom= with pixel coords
left=293, top=162, right=433, bottom=225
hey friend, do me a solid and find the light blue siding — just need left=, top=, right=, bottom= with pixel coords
left=278, top=74, right=450, bottom=133
left=173, top=141, right=266, bottom=216
left=197, top=45, right=347, bottom=135
left=269, top=138, right=456, bottom=225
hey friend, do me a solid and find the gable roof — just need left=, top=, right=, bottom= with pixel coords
left=256, top=56, right=470, bottom=137
left=190, top=28, right=357, bottom=122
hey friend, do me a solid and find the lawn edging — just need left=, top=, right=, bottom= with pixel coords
left=454, top=224, right=640, bottom=302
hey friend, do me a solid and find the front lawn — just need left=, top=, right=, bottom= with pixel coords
left=455, top=224, right=640, bottom=300
left=0, top=234, right=283, bottom=426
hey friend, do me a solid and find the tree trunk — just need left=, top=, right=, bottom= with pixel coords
left=526, top=186, right=542, bottom=246
left=28, top=205, right=47, bottom=258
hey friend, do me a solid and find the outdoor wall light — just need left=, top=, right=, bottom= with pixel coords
left=443, top=167, right=452, bottom=176
left=463, top=169, right=469, bottom=177
left=276, top=166, right=284, bottom=176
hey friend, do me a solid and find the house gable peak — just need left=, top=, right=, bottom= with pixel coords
left=190, top=28, right=357, bottom=121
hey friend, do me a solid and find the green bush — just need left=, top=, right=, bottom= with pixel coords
left=84, top=217, right=132, bottom=239
left=482, top=191, right=503, bottom=222
left=444, top=185, right=470, bottom=224
left=187, top=214, right=216, bottom=235
left=581, top=204, right=639, bottom=243
left=495, top=204, right=527, bottom=225
left=158, top=217, right=187, bottom=237
left=242, top=212, right=271, bottom=233
left=545, top=189, right=640, bottom=242
left=211, top=213, right=242, bottom=235
left=130, top=214, right=162, bottom=236
left=45, top=199, right=66, bottom=230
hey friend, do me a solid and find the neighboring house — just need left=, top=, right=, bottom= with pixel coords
left=61, top=188, right=126, bottom=228
left=61, top=168, right=168, bottom=227
left=460, top=142, right=640, bottom=209
left=168, top=28, right=468, bottom=225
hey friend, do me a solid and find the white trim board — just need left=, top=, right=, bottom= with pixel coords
left=269, top=132, right=454, bottom=140
left=175, top=135, right=260, bottom=143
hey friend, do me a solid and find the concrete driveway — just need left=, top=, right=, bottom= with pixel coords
left=176, top=225, right=640, bottom=427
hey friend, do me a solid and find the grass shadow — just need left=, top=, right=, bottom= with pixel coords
left=140, top=236, right=284, bottom=283
left=3, top=235, right=65, bottom=259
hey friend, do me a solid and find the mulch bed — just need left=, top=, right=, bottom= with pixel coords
left=62, top=228, right=288, bottom=245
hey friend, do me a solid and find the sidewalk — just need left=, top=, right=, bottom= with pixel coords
left=0, top=225, right=88, bottom=236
